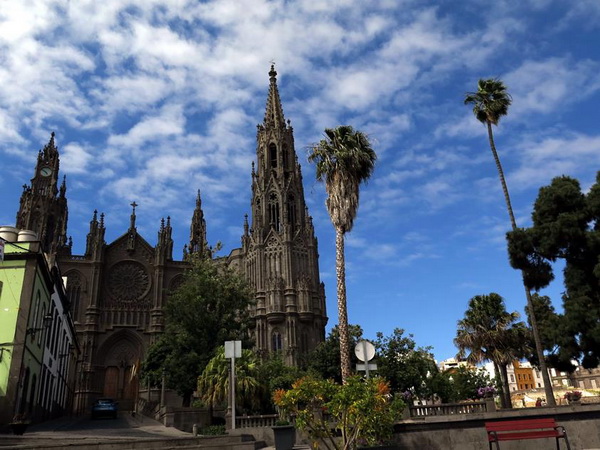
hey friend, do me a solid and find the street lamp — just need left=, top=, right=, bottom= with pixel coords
left=26, top=314, right=52, bottom=338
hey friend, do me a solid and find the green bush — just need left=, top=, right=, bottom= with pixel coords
left=199, top=425, right=226, bottom=435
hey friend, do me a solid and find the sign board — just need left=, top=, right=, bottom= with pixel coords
left=356, top=363, right=378, bottom=371
left=354, top=340, right=376, bottom=362
left=224, top=340, right=242, bottom=359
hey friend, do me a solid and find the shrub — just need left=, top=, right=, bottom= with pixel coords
left=273, top=375, right=404, bottom=449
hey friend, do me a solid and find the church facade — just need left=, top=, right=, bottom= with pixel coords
left=13, top=66, right=327, bottom=410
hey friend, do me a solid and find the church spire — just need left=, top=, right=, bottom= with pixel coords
left=127, top=201, right=138, bottom=251
left=263, top=64, right=286, bottom=127
left=188, top=190, right=208, bottom=257
left=16, top=132, right=68, bottom=256
left=85, top=209, right=105, bottom=259
left=242, top=66, right=328, bottom=364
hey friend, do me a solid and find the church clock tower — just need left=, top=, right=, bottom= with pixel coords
left=16, top=132, right=70, bottom=259
left=238, top=66, right=327, bottom=365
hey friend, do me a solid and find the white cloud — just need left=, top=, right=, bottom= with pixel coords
left=505, top=57, right=600, bottom=117
left=108, top=104, right=186, bottom=149
left=511, top=133, right=600, bottom=189
left=61, top=142, right=93, bottom=174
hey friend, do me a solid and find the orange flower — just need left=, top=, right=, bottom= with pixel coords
left=376, top=380, right=390, bottom=396
left=272, top=389, right=286, bottom=405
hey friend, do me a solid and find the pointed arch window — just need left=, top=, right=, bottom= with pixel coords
left=272, top=330, right=283, bottom=352
left=269, top=143, right=277, bottom=168
left=269, top=193, right=280, bottom=231
left=287, top=194, right=296, bottom=228
left=283, top=144, right=288, bottom=170
left=66, top=272, right=82, bottom=322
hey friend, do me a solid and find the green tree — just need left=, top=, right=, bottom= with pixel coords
left=142, top=254, right=254, bottom=405
left=197, top=346, right=261, bottom=414
left=454, top=293, right=530, bottom=408
left=508, top=174, right=600, bottom=369
left=374, top=328, right=440, bottom=400
left=464, top=78, right=555, bottom=405
left=256, top=353, right=306, bottom=413
left=142, top=333, right=202, bottom=403
left=303, top=325, right=363, bottom=383
left=309, top=126, right=376, bottom=383
left=446, top=366, right=496, bottom=402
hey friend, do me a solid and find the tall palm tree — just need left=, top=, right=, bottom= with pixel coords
left=309, top=126, right=377, bottom=382
left=464, top=79, right=556, bottom=406
left=454, top=293, right=530, bottom=409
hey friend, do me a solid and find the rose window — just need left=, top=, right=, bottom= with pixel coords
left=107, top=261, right=150, bottom=303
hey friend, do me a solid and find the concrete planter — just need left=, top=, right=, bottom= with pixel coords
left=10, top=422, right=29, bottom=435
left=272, top=424, right=295, bottom=450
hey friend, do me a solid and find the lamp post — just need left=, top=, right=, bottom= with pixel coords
left=26, top=314, right=53, bottom=338
left=224, top=340, right=241, bottom=430
left=160, top=368, right=166, bottom=409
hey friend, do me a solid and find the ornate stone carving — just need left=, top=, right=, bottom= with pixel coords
left=107, top=261, right=150, bottom=304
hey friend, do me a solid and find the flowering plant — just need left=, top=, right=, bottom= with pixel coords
left=11, top=413, right=30, bottom=424
left=477, top=385, right=496, bottom=398
left=564, top=390, right=582, bottom=401
left=273, top=375, right=405, bottom=449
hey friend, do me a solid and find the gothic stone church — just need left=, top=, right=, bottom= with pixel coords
left=14, top=67, right=328, bottom=409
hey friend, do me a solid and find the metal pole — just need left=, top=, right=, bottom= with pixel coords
left=231, top=356, right=236, bottom=430
left=160, top=369, right=166, bottom=408
left=363, top=341, right=370, bottom=380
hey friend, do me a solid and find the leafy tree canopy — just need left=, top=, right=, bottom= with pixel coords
left=141, top=253, right=254, bottom=404
left=374, top=328, right=439, bottom=399
left=508, top=173, right=600, bottom=368
left=303, top=324, right=363, bottom=383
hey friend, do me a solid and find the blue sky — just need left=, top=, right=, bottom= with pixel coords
left=1, top=0, right=599, bottom=363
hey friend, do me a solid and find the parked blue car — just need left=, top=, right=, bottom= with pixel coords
left=91, top=398, right=118, bottom=419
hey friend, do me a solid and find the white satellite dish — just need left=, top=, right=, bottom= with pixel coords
left=354, top=340, right=375, bottom=362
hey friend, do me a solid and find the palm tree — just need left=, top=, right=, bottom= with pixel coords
left=464, top=79, right=556, bottom=406
left=197, top=346, right=261, bottom=413
left=309, top=126, right=377, bottom=382
left=454, top=293, right=530, bottom=409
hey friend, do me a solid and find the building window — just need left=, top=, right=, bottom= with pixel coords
left=269, top=143, right=277, bottom=168
left=272, top=330, right=282, bottom=352
left=287, top=195, right=296, bottom=227
left=66, top=272, right=82, bottom=321
left=269, top=193, right=280, bottom=231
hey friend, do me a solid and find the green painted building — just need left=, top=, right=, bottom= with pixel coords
left=0, top=232, right=78, bottom=427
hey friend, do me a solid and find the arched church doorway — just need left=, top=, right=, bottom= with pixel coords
left=97, top=331, right=143, bottom=411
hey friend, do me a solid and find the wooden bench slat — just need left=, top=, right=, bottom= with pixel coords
left=490, top=430, right=563, bottom=441
left=486, top=418, right=557, bottom=431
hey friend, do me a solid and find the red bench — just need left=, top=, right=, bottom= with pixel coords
left=485, top=418, right=571, bottom=450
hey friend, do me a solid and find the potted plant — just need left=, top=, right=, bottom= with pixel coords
left=564, top=390, right=582, bottom=404
left=271, top=419, right=296, bottom=450
left=10, top=413, right=31, bottom=435
left=273, top=375, right=404, bottom=450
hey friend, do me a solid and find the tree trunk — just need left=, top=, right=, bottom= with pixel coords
left=493, top=361, right=508, bottom=409
left=335, top=227, right=351, bottom=383
left=486, top=121, right=556, bottom=406
left=499, top=363, right=512, bottom=409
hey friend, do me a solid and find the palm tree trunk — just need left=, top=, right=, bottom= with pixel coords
left=335, top=227, right=351, bottom=383
left=486, top=122, right=556, bottom=406
left=492, top=361, right=507, bottom=409
left=499, top=363, right=513, bottom=408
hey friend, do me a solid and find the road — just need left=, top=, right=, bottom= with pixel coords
left=0, top=412, right=193, bottom=449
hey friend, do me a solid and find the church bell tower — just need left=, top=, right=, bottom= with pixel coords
left=241, top=66, right=327, bottom=365
left=16, top=132, right=70, bottom=258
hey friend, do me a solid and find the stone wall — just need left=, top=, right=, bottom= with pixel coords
left=393, top=404, right=600, bottom=450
